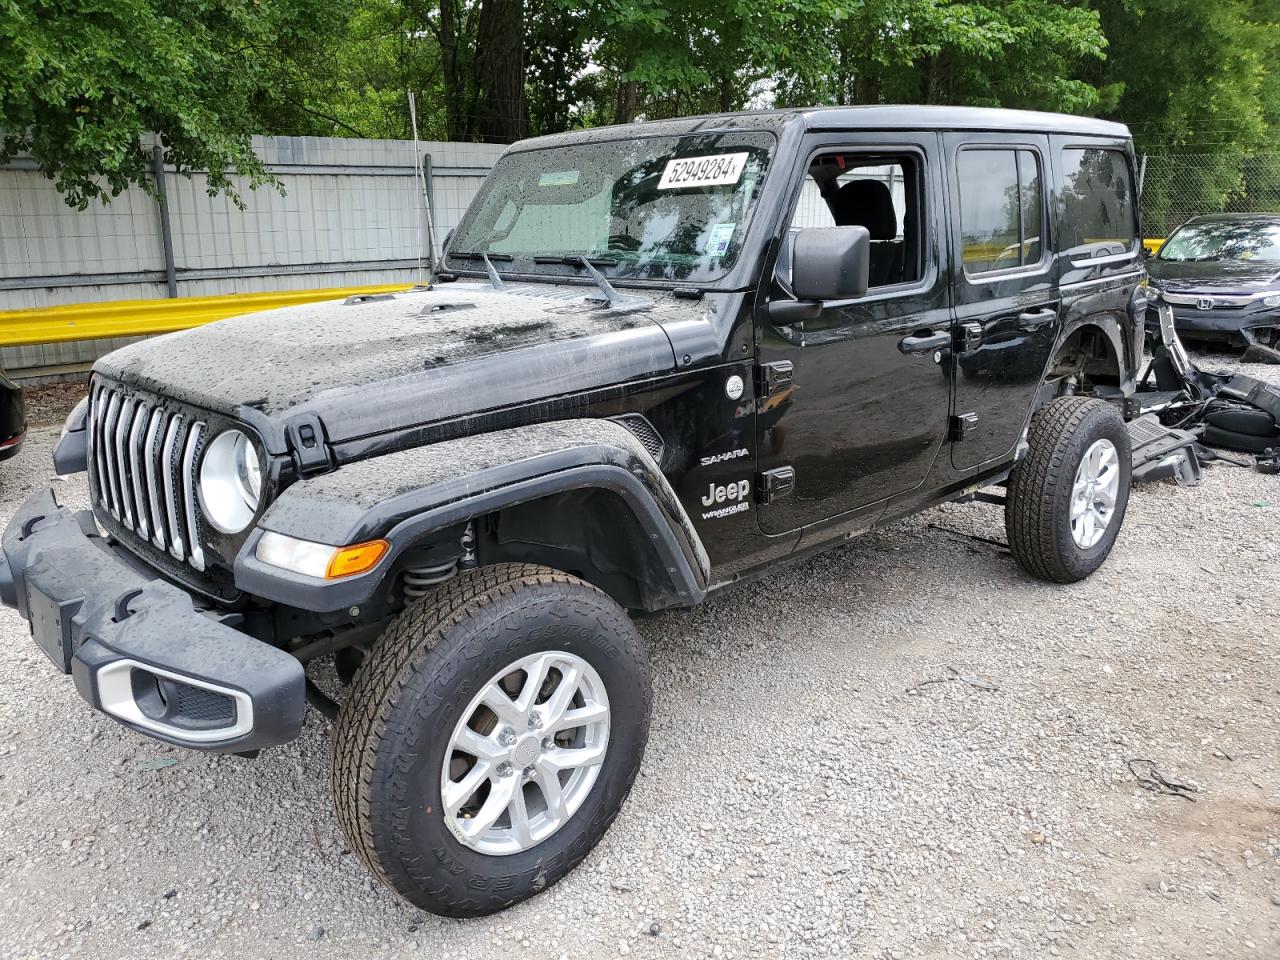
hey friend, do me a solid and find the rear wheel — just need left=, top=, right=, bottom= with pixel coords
left=1006, top=397, right=1131, bottom=583
left=331, top=563, right=650, bottom=917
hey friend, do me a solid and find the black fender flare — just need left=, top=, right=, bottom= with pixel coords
left=234, top=419, right=710, bottom=613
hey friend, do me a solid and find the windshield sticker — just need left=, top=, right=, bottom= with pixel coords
left=706, top=222, right=736, bottom=256
left=538, top=170, right=580, bottom=187
left=657, top=152, right=749, bottom=191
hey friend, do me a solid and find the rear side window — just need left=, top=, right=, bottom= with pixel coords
left=956, top=148, right=1044, bottom=275
left=1060, top=148, right=1137, bottom=258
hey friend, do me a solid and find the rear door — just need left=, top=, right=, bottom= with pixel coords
left=944, top=133, right=1060, bottom=470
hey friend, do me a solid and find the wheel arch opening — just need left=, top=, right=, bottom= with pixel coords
left=1046, top=322, right=1123, bottom=393
left=394, top=487, right=687, bottom=613
left=484, top=488, right=677, bottom=611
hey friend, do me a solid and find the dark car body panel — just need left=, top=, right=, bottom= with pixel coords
left=0, top=367, right=25, bottom=462
left=241, top=418, right=710, bottom=612
left=753, top=130, right=953, bottom=535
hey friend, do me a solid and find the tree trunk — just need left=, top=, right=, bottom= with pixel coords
left=438, top=0, right=468, bottom=140
left=614, top=79, right=640, bottom=124
left=718, top=70, right=734, bottom=113
left=474, top=0, right=527, bottom=142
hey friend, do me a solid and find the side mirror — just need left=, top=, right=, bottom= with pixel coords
left=794, top=226, right=870, bottom=301
left=772, top=227, right=871, bottom=324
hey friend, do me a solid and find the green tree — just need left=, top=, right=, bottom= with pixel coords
left=1086, top=0, right=1280, bottom=233
left=777, top=0, right=1106, bottom=113
left=567, top=0, right=850, bottom=123
left=251, top=0, right=440, bottom=141
left=0, top=0, right=340, bottom=208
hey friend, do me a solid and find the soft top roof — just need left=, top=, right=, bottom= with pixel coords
left=512, top=105, right=1130, bottom=153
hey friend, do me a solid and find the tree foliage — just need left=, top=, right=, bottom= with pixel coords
left=4, top=0, right=1280, bottom=209
left=0, top=0, right=339, bottom=208
left=1086, top=0, right=1280, bottom=229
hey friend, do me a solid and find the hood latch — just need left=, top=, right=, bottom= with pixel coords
left=286, top=414, right=333, bottom=477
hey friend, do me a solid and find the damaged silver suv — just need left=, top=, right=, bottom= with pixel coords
left=1, top=106, right=1146, bottom=917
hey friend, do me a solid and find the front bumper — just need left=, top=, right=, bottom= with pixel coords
left=1145, top=301, right=1280, bottom=347
left=0, top=488, right=305, bottom=752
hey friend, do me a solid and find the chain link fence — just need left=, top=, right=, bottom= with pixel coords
left=1140, top=152, right=1280, bottom=238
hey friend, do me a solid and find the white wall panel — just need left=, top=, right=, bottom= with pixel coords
left=0, top=137, right=504, bottom=374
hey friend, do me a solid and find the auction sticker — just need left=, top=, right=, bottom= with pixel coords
left=706, top=222, right=736, bottom=255
left=658, top=152, right=749, bottom=190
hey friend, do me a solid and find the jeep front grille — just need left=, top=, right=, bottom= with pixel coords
left=89, top=382, right=207, bottom=571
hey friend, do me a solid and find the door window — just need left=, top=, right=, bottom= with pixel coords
left=956, top=148, right=1044, bottom=275
left=1059, top=148, right=1137, bottom=258
left=783, top=154, right=922, bottom=289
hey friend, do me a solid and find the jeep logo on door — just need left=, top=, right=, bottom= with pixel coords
left=700, top=479, right=751, bottom=520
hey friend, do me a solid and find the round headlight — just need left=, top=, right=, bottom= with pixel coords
left=198, top=429, right=262, bottom=534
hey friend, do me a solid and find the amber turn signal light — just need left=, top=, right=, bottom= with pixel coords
left=325, top=539, right=389, bottom=579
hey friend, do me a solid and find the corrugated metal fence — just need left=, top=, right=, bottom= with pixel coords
left=0, top=135, right=504, bottom=377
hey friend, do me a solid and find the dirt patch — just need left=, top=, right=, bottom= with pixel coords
left=20, top=378, right=89, bottom=429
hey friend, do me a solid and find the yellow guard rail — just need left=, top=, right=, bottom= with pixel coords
left=0, top=283, right=414, bottom=349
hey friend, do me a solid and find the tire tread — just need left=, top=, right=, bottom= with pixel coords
left=334, top=565, right=590, bottom=888
left=330, top=562, right=645, bottom=914
left=1005, top=397, right=1128, bottom=583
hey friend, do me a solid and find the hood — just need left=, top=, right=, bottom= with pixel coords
left=96, top=283, right=718, bottom=442
left=1148, top=258, right=1280, bottom=293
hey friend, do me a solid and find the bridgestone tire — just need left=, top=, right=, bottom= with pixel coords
left=331, top=563, right=651, bottom=917
left=1005, top=397, right=1132, bottom=583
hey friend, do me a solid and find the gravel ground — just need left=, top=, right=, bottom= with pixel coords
left=1, top=356, right=1278, bottom=960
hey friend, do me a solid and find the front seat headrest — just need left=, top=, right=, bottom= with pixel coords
left=831, top=179, right=897, bottom=240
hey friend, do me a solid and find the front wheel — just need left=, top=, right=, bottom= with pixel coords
left=1006, top=397, right=1132, bottom=583
left=331, top=563, right=651, bottom=917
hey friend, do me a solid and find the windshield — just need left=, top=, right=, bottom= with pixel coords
left=1158, top=220, right=1280, bottom=263
left=447, top=132, right=775, bottom=283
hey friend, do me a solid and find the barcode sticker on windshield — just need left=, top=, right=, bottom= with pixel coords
left=706, top=223, right=736, bottom=255
left=658, top=152, right=749, bottom=190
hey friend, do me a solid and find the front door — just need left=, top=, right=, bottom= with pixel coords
left=755, top=134, right=952, bottom=535
left=944, top=133, right=1061, bottom=470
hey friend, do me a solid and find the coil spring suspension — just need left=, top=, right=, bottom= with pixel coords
left=402, top=522, right=477, bottom=599
left=402, top=559, right=458, bottom=598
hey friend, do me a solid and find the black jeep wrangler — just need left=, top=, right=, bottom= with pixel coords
left=1, top=106, right=1146, bottom=917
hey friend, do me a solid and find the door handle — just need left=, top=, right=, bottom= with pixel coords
left=898, top=329, right=950, bottom=355
left=1017, top=308, right=1057, bottom=330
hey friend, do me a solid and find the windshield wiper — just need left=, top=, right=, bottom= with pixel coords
left=572, top=256, right=649, bottom=308
left=447, top=249, right=513, bottom=292
left=448, top=250, right=513, bottom=262
left=447, top=250, right=646, bottom=307
left=481, top=253, right=508, bottom=292
left=525, top=254, right=644, bottom=307
left=532, top=255, right=619, bottom=268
